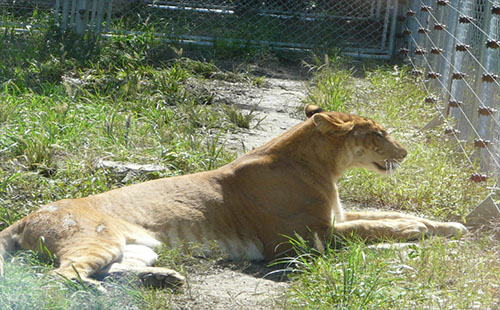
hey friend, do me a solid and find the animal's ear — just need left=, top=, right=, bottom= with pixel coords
left=305, top=104, right=324, bottom=118
left=312, top=113, right=355, bottom=136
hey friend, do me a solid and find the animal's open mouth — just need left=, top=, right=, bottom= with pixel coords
left=373, top=162, right=387, bottom=171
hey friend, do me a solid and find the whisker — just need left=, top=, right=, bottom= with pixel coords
left=384, top=159, right=392, bottom=176
left=384, top=159, right=400, bottom=176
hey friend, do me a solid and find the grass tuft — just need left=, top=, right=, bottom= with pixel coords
left=279, top=233, right=500, bottom=310
left=303, top=53, right=353, bottom=112
left=222, top=104, right=265, bottom=129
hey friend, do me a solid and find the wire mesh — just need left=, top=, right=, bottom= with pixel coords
left=120, top=0, right=397, bottom=53
left=0, top=0, right=402, bottom=58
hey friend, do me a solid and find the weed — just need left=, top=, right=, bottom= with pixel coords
left=222, top=104, right=265, bottom=129
left=180, top=58, right=218, bottom=78
left=303, top=53, right=353, bottom=112
left=275, top=235, right=395, bottom=310
left=252, top=75, right=266, bottom=87
left=0, top=253, right=152, bottom=309
left=279, top=232, right=500, bottom=310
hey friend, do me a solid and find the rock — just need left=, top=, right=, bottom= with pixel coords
left=97, top=160, right=168, bottom=183
left=466, top=194, right=500, bottom=228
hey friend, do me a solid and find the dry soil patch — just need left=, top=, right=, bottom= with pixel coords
left=213, top=77, right=307, bottom=154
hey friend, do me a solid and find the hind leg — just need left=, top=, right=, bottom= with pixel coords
left=97, top=244, right=184, bottom=288
left=51, top=237, right=123, bottom=290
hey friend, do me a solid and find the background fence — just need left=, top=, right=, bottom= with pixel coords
left=399, top=0, right=500, bottom=187
left=0, top=0, right=404, bottom=59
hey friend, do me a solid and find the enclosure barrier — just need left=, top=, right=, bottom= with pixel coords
left=54, top=0, right=113, bottom=34
left=1, top=0, right=405, bottom=59
left=2, top=0, right=498, bottom=178
left=400, top=0, right=500, bottom=183
left=399, top=0, right=500, bottom=219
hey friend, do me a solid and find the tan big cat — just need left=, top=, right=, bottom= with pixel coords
left=0, top=104, right=467, bottom=288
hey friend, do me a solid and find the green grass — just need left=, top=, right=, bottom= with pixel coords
left=282, top=234, right=500, bottom=310
left=0, top=241, right=231, bottom=310
left=0, top=250, right=184, bottom=310
left=222, top=104, right=265, bottom=129
left=0, top=21, right=245, bottom=224
left=303, top=53, right=353, bottom=112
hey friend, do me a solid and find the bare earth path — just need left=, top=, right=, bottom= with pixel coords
left=217, top=76, right=306, bottom=154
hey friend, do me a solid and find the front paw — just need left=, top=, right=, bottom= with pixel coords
left=436, top=222, right=468, bottom=238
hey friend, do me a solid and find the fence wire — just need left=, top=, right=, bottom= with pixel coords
left=0, top=0, right=403, bottom=58
left=401, top=0, right=500, bottom=183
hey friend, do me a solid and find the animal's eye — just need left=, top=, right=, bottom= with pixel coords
left=375, top=131, right=384, bottom=138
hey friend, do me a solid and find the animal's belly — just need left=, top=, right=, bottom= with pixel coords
left=160, top=222, right=264, bottom=261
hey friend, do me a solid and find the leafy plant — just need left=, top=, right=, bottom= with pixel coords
left=222, top=104, right=265, bottom=129
left=303, top=53, right=353, bottom=112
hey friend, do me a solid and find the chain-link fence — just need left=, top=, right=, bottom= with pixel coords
left=0, top=0, right=405, bottom=58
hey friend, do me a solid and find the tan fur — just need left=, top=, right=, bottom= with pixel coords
left=0, top=105, right=467, bottom=287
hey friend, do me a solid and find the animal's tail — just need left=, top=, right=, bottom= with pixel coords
left=0, top=219, right=26, bottom=277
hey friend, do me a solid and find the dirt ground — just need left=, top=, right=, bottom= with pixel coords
left=169, top=260, right=291, bottom=310
left=210, top=65, right=309, bottom=154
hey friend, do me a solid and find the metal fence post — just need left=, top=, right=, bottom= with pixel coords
left=448, top=0, right=473, bottom=139
left=408, top=0, right=421, bottom=57
left=429, top=0, right=446, bottom=90
left=376, top=0, right=383, bottom=19
left=395, top=0, right=410, bottom=54
left=105, top=0, right=113, bottom=33
left=414, top=0, right=429, bottom=65
left=96, top=0, right=108, bottom=34
left=477, top=0, right=500, bottom=172
left=61, top=0, right=70, bottom=30
left=75, top=0, right=88, bottom=34
left=388, top=0, right=399, bottom=58
left=54, top=0, right=110, bottom=34
left=54, top=0, right=61, bottom=25
left=89, top=0, right=98, bottom=32
left=381, top=0, right=392, bottom=51
left=69, top=0, right=77, bottom=29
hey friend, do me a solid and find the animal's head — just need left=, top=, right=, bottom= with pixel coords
left=305, top=104, right=407, bottom=175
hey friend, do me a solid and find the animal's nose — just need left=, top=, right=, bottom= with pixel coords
left=400, top=147, right=408, bottom=159
left=394, top=140, right=408, bottom=159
